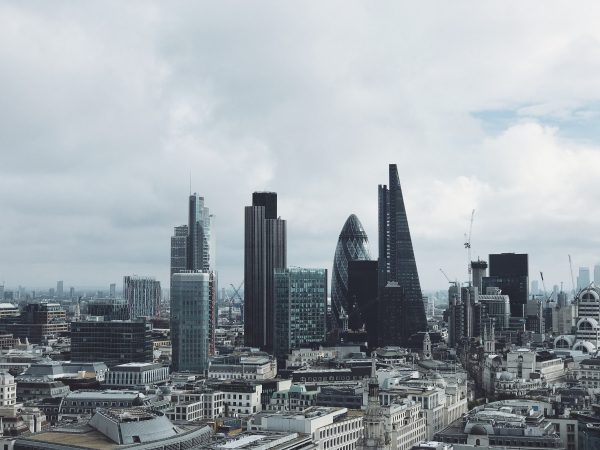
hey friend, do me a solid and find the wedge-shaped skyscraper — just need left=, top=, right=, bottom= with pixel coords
left=331, top=214, right=371, bottom=331
left=378, top=164, right=426, bottom=346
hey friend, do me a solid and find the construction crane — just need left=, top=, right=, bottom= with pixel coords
left=439, top=268, right=459, bottom=288
left=464, top=209, right=475, bottom=283
left=539, top=271, right=553, bottom=306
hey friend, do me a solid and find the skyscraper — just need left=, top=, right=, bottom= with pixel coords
left=170, top=194, right=217, bottom=369
left=56, top=281, right=63, bottom=298
left=171, top=271, right=215, bottom=372
left=123, top=276, right=161, bottom=319
left=170, top=225, right=188, bottom=280
left=187, top=194, right=213, bottom=272
left=347, top=260, right=378, bottom=347
left=483, top=253, right=528, bottom=317
left=377, top=164, right=426, bottom=345
left=273, top=268, right=327, bottom=361
left=578, top=267, right=591, bottom=291
left=244, top=192, right=287, bottom=351
left=331, top=214, right=371, bottom=331
left=595, top=264, right=600, bottom=285
left=109, top=283, right=116, bottom=299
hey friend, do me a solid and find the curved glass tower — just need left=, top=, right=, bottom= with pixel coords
left=331, top=214, right=371, bottom=330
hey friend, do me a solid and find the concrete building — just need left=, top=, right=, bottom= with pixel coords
left=104, top=363, right=169, bottom=388
left=59, top=390, right=151, bottom=416
left=248, top=406, right=363, bottom=450
left=167, top=389, right=225, bottom=421
left=16, top=377, right=69, bottom=402
left=506, top=349, right=565, bottom=383
left=208, top=352, right=277, bottom=381
left=14, top=408, right=213, bottom=449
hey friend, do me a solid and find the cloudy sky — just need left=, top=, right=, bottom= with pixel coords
left=2, top=1, right=600, bottom=293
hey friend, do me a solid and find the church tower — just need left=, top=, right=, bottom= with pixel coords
left=484, top=319, right=495, bottom=354
left=422, top=332, right=432, bottom=360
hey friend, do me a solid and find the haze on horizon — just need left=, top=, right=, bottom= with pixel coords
left=2, top=1, right=600, bottom=293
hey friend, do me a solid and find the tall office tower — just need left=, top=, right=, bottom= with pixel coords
left=171, top=271, right=215, bottom=372
left=482, top=253, right=528, bottom=317
left=188, top=194, right=213, bottom=272
left=595, top=264, right=600, bottom=285
left=244, top=192, right=287, bottom=351
left=123, top=276, right=161, bottom=319
left=531, top=280, right=539, bottom=296
left=0, top=285, right=3, bottom=301
left=56, top=281, right=63, bottom=298
left=170, top=225, right=188, bottom=280
left=273, top=268, right=327, bottom=361
left=347, top=260, right=379, bottom=348
left=331, top=214, right=371, bottom=331
left=109, top=283, right=116, bottom=299
left=578, top=267, right=591, bottom=291
left=377, top=164, right=426, bottom=345
left=471, top=260, right=488, bottom=294
left=69, top=287, right=74, bottom=299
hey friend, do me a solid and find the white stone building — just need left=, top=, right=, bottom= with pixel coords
left=105, top=362, right=169, bottom=388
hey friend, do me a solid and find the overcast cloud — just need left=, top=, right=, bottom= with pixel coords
left=1, top=1, right=600, bottom=292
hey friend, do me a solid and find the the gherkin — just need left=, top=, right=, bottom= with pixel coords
left=331, top=214, right=371, bottom=330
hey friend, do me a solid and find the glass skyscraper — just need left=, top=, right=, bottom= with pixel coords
left=244, top=192, right=286, bottom=351
left=273, top=268, right=327, bottom=361
left=377, top=164, right=426, bottom=346
left=171, top=271, right=214, bottom=372
left=331, top=214, right=371, bottom=331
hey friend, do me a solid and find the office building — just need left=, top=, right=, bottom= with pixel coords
left=331, top=214, right=371, bottom=331
left=245, top=192, right=287, bottom=351
left=578, top=266, right=591, bottom=291
left=595, top=264, right=600, bottom=285
left=170, top=224, right=188, bottom=280
left=70, top=319, right=153, bottom=367
left=87, top=298, right=129, bottom=320
left=104, top=363, right=169, bottom=388
left=109, top=283, right=116, bottom=299
left=471, top=260, right=488, bottom=293
left=483, top=253, right=528, bottom=317
left=188, top=194, right=214, bottom=271
left=171, top=271, right=215, bottom=372
left=123, top=276, right=161, bottom=319
left=377, top=164, right=426, bottom=345
left=347, top=260, right=379, bottom=347
left=0, top=302, right=68, bottom=344
left=56, top=281, right=63, bottom=298
left=273, top=268, right=327, bottom=361
left=208, top=351, right=277, bottom=381
left=478, top=287, right=511, bottom=329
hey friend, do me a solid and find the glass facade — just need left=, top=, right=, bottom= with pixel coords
left=171, top=272, right=214, bottom=372
left=331, top=214, right=371, bottom=330
left=274, top=268, right=327, bottom=361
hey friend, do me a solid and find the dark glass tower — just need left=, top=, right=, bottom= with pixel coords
left=331, top=214, right=371, bottom=331
left=244, top=192, right=287, bottom=351
left=347, top=260, right=378, bottom=347
left=377, top=164, right=426, bottom=345
left=483, top=252, right=529, bottom=317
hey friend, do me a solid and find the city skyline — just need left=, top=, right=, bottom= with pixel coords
left=3, top=3, right=600, bottom=291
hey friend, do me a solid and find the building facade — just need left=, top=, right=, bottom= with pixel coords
left=273, top=268, right=327, bottom=361
left=123, top=275, right=161, bottom=319
left=377, top=164, right=426, bottom=346
left=244, top=192, right=287, bottom=351
left=483, top=253, right=529, bottom=318
left=331, top=214, right=371, bottom=332
left=171, top=271, right=215, bottom=372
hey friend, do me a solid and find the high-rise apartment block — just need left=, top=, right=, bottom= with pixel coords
left=377, top=164, right=426, bottom=346
left=244, top=192, right=287, bottom=351
left=273, top=268, right=327, bottom=361
left=171, top=271, right=215, bottom=372
left=483, top=253, right=529, bottom=317
left=331, top=214, right=371, bottom=332
left=123, top=276, right=161, bottom=319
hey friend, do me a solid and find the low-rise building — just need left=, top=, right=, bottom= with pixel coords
left=59, top=390, right=151, bottom=416
left=168, top=389, right=225, bottom=419
left=208, top=352, right=277, bottom=381
left=104, top=362, right=169, bottom=388
left=16, top=377, right=70, bottom=402
left=248, top=406, right=363, bottom=450
left=269, top=384, right=319, bottom=411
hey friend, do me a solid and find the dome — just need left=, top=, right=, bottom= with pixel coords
left=470, top=425, right=488, bottom=435
left=331, top=214, right=371, bottom=329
